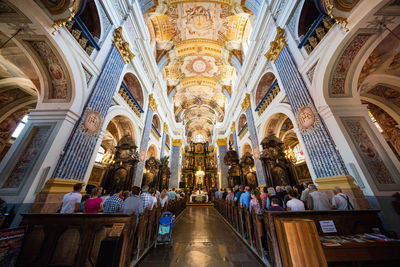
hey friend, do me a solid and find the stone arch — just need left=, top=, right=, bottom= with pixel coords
left=241, top=142, right=252, bottom=155
left=297, top=0, right=320, bottom=40
left=255, top=72, right=276, bottom=106
left=147, top=144, right=158, bottom=159
left=122, top=72, right=144, bottom=108
left=237, top=113, right=247, bottom=132
left=152, top=114, right=161, bottom=133
left=77, top=0, right=102, bottom=41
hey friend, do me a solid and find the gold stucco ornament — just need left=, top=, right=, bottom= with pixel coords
left=113, top=27, right=135, bottom=63
left=264, top=27, right=287, bottom=62
left=148, top=94, right=158, bottom=112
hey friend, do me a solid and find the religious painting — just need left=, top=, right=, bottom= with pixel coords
left=255, top=72, right=276, bottom=105
left=341, top=116, right=400, bottom=190
left=358, top=25, right=400, bottom=86
left=1, top=125, right=52, bottom=189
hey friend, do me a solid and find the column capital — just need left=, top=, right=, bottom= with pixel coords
left=230, top=122, right=236, bottom=133
left=113, top=27, right=135, bottom=63
left=163, top=122, right=169, bottom=133
left=241, top=93, right=251, bottom=111
left=264, top=27, right=287, bottom=62
left=148, top=94, right=158, bottom=112
left=172, top=138, right=182, bottom=146
left=217, top=138, right=227, bottom=146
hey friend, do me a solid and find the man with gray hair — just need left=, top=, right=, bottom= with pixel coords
left=140, top=185, right=153, bottom=210
left=332, top=186, right=355, bottom=210
left=306, top=184, right=331, bottom=210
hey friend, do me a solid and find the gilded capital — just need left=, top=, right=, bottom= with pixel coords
left=217, top=138, right=227, bottom=146
left=320, top=0, right=349, bottom=31
left=113, top=27, right=135, bottom=63
left=264, top=27, right=287, bottom=62
left=241, top=93, right=251, bottom=111
left=163, top=122, right=169, bottom=133
left=50, top=0, right=82, bottom=35
left=172, top=138, right=182, bottom=147
left=148, top=94, right=158, bottom=112
left=230, top=122, right=236, bottom=133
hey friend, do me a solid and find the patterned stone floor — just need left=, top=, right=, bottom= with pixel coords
left=137, top=206, right=264, bottom=267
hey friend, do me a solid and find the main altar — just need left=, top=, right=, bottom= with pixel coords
left=181, top=142, right=217, bottom=194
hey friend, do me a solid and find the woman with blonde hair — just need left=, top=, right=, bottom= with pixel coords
left=160, top=189, right=169, bottom=208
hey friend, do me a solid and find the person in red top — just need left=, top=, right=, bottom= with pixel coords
left=84, top=187, right=103, bottom=213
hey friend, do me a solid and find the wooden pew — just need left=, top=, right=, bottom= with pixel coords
left=17, top=213, right=136, bottom=267
left=263, top=210, right=400, bottom=267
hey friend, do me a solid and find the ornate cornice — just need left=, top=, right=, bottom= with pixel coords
left=241, top=93, right=251, bottom=111
left=320, top=0, right=349, bottom=31
left=50, top=0, right=82, bottom=35
left=113, top=27, right=135, bottom=63
left=148, top=94, right=158, bottom=112
left=172, top=138, right=182, bottom=147
left=163, top=122, right=169, bottom=133
left=264, top=27, right=287, bottom=62
left=230, top=121, right=236, bottom=133
left=217, top=138, right=227, bottom=146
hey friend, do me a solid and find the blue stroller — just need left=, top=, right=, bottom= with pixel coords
left=154, top=211, right=175, bottom=247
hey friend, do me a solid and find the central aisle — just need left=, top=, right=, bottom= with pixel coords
left=138, top=206, right=264, bottom=267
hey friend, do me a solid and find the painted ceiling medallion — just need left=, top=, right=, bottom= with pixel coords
left=182, top=56, right=218, bottom=77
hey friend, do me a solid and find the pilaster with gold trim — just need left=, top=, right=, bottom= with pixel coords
left=169, top=139, right=182, bottom=188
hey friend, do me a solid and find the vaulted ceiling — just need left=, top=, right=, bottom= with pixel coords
left=144, top=0, right=254, bottom=142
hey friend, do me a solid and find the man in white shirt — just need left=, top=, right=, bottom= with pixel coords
left=60, top=183, right=83, bottom=213
left=286, top=190, right=305, bottom=211
left=332, top=186, right=355, bottom=210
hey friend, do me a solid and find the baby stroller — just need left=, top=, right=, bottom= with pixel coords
left=154, top=211, right=175, bottom=248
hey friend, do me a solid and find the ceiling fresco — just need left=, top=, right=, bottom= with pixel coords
left=145, top=0, right=254, bottom=142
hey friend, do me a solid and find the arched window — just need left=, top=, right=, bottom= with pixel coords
left=255, top=72, right=276, bottom=106
left=238, top=114, right=247, bottom=133
left=123, top=73, right=144, bottom=108
left=152, top=114, right=161, bottom=134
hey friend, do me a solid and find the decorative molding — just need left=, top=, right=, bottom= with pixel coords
left=315, top=175, right=359, bottom=190
left=163, top=122, right=169, bottom=133
left=333, top=0, right=359, bottom=12
left=217, top=138, right=227, bottom=146
left=264, top=27, right=287, bottom=63
left=320, top=0, right=349, bottom=31
left=112, top=27, right=135, bottom=63
left=50, top=0, right=82, bottom=35
left=40, top=178, right=83, bottom=194
left=230, top=121, right=236, bottom=133
left=148, top=93, right=158, bottom=112
left=241, top=93, right=251, bottom=111
left=172, top=138, right=182, bottom=147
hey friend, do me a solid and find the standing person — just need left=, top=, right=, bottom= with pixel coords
left=226, top=188, right=233, bottom=202
left=222, top=188, right=228, bottom=200
left=103, top=188, right=124, bottom=213
left=234, top=185, right=245, bottom=203
left=140, top=185, right=153, bottom=210
left=239, top=186, right=251, bottom=209
left=250, top=190, right=265, bottom=214
left=84, top=187, right=103, bottom=213
left=169, top=188, right=177, bottom=201
left=332, top=186, right=355, bottom=210
left=260, top=187, right=268, bottom=206
left=149, top=188, right=158, bottom=210
left=123, top=186, right=144, bottom=216
left=283, top=185, right=292, bottom=206
left=60, top=183, right=83, bottom=213
left=286, top=190, right=305, bottom=211
left=306, top=184, right=331, bottom=210
left=160, top=189, right=169, bottom=208
left=268, top=198, right=284, bottom=211
left=300, top=182, right=310, bottom=202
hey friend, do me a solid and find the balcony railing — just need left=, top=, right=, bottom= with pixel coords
left=255, top=80, right=280, bottom=116
left=151, top=124, right=161, bottom=140
left=238, top=123, right=248, bottom=140
left=298, top=14, right=335, bottom=54
left=66, top=16, right=100, bottom=56
left=119, top=82, right=144, bottom=117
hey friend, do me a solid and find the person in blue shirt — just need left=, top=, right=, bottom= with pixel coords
left=239, top=186, right=251, bottom=209
left=234, top=185, right=245, bottom=203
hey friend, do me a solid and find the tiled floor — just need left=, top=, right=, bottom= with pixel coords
left=137, top=206, right=264, bottom=267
